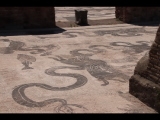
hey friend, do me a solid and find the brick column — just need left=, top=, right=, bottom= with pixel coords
left=129, top=25, right=160, bottom=113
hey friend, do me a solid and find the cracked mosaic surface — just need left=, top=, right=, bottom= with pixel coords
left=0, top=24, right=158, bottom=113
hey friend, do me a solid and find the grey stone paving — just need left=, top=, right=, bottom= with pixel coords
left=0, top=24, right=158, bottom=113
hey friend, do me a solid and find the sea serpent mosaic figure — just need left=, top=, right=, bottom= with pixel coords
left=12, top=68, right=88, bottom=113
left=11, top=42, right=128, bottom=113
left=0, top=39, right=60, bottom=56
left=0, top=40, right=88, bottom=113
left=49, top=45, right=128, bottom=86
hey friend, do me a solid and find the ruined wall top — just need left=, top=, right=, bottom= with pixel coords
left=0, top=7, right=55, bottom=29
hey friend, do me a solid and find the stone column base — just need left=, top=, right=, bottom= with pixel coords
left=75, top=9, right=88, bottom=25
left=129, top=74, right=160, bottom=113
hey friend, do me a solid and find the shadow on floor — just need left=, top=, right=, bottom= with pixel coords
left=128, top=21, right=160, bottom=27
left=0, top=26, right=66, bottom=36
left=78, top=23, right=90, bottom=26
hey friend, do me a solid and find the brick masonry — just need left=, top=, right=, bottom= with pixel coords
left=129, top=26, right=160, bottom=113
left=0, top=7, right=55, bottom=29
left=1, top=7, right=160, bottom=29
left=116, top=7, right=160, bottom=23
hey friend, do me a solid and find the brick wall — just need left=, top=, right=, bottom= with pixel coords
left=137, top=26, right=160, bottom=85
left=115, top=7, right=124, bottom=21
left=129, top=26, right=160, bottom=113
left=115, top=7, right=160, bottom=23
left=1, top=7, right=160, bottom=29
left=0, top=7, right=55, bottom=29
left=140, top=26, right=160, bottom=85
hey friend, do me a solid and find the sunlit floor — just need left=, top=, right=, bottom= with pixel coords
left=55, top=7, right=115, bottom=22
left=0, top=23, right=158, bottom=113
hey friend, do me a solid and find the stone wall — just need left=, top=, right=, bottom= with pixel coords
left=1, top=7, right=160, bottom=29
left=0, top=7, right=55, bottom=29
left=129, top=26, right=160, bottom=113
left=115, top=7, right=160, bottom=23
left=115, top=7, right=124, bottom=21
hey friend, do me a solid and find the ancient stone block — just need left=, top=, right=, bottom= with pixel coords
left=129, top=75, right=160, bottom=112
left=129, top=25, right=160, bottom=113
left=75, top=9, right=88, bottom=25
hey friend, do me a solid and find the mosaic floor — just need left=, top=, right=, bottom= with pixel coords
left=0, top=23, right=158, bottom=113
left=55, top=7, right=115, bottom=22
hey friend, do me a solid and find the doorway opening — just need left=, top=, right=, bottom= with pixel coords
left=55, top=7, right=124, bottom=28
